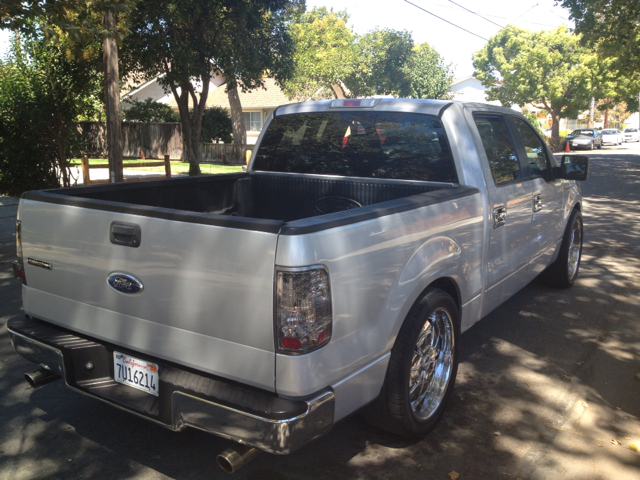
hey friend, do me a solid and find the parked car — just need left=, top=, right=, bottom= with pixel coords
left=601, top=129, right=623, bottom=146
left=563, top=129, right=603, bottom=150
left=623, top=127, right=640, bottom=142
left=8, top=99, right=589, bottom=472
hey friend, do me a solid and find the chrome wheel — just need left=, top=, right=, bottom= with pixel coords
left=567, top=216, right=582, bottom=280
left=409, top=307, right=454, bottom=420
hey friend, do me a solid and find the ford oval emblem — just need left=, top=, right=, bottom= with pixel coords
left=107, top=273, right=144, bottom=294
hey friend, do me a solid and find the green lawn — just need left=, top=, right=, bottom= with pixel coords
left=69, top=158, right=243, bottom=175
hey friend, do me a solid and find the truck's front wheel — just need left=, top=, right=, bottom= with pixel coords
left=364, top=288, right=460, bottom=438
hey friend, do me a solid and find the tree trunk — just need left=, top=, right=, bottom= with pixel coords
left=102, top=10, right=123, bottom=183
left=227, top=86, right=246, bottom=163
left=551, top=109, right=561, bottom=139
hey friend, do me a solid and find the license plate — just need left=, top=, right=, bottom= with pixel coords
left=114, top=352, right=159, bottom=396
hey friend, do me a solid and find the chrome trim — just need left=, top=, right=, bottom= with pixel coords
left=493, top=205, right=507, bottom=228
left=10, top=330, right=66, bottom=378
left=533, top=193, right=543, bottom=212
left=173, top=389, right=334, bottom=454
left=8, top=327, right=335, bottom=455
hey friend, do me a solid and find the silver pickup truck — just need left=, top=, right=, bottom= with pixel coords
left=8, top=99, right=587, bottom=471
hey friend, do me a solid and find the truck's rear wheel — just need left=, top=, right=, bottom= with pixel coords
left=364, top=288, right=459, bottom=438
left=540, top=208, right=583, bottom=289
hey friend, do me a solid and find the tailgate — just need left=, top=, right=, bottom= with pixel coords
left=19, top=198, right=280, bottom=392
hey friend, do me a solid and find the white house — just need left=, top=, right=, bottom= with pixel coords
left=122, top=75, right=292, bottom=144
left=449, top=77, right=502, bottom=105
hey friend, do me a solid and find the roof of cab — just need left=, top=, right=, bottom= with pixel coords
left=273, top=98, right=520, bottom=119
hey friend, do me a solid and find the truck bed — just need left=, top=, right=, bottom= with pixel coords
left=23, top=172, right=464, bottom=234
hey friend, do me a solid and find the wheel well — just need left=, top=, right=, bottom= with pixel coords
left=426, top=277, right=461, bottom=312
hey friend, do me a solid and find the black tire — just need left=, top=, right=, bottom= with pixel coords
left=597, top=142, right=602, bottom=149
left=363, top=288, right=460, bottom=438
left=589, top=141, right=594, bottom=150
left=539, top=209, right=583, bottom=289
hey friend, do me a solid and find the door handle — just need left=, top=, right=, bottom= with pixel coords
left=110, top=222, right=141, bottom=247
left=493, top=205, right=506, bottom=229
left=533, top=193, right=543, bottom=212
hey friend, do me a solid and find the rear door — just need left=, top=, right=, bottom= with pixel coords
left=472, top=113, right=533, bottom=316
left=509, top=116, right=565, bottom=282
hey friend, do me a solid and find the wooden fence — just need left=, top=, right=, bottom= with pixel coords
left=77, top=121, right=252, bottom=164
left=80, top=154, right=172, bottom=185
left=78, top=122, right=183, bottom=159
left=187, top=143, right=254, bottom=165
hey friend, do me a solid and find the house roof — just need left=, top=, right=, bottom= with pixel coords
left=207, top=78, right=291, bottom=109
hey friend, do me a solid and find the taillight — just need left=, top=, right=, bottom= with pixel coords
left=275, top=266, right=332, bottom=354
left=13, top=219, right=26, bottom=285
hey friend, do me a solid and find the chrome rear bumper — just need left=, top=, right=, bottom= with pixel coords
left=7, top=315, right=334, bottom=455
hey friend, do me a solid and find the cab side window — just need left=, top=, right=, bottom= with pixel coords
left=474, top=114, right=522, bottom=184
left=512, top=117, right=551, bottom=179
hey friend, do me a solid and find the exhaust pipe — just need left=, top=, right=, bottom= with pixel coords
left=217, top=444, right=261, bottom=473
left=25, top=366, right=60, bottom=388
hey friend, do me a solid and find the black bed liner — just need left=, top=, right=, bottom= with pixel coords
left=22, top=172, right=479, bottom=235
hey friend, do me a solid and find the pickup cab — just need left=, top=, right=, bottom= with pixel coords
left=8, top=99, right=588, bottom=467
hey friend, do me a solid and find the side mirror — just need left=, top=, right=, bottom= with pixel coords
left=555, top=154, right=589, bottom=181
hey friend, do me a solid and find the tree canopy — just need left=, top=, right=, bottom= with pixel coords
left=346, top=28, right=413, bottom=98
left=283, top=7, right=454, bottom=101
left=559, top=0, right=640, bottom=78
left=282, top=7, right=357, bottom=100
left=473, top=26, right=597, bottom=138
left=404, top=42, right=454, bottom=100
left=122, top=0, right=296, bottom=175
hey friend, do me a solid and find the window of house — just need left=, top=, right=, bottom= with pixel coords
left=243, top=111, right=262, bottom=131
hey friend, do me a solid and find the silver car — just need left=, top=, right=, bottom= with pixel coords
left=623, top=127, right=640, bottom=142
left=601, top=129, right=623, bottom=146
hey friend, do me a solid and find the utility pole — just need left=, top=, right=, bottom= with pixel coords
left=103, top=10, right=123, bottom=183
left=588, top=97, right=595, bottom=128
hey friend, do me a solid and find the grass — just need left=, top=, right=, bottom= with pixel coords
left=68, top=158, right=244, bottom=175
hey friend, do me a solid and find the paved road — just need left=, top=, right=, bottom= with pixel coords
left=1, top=147, right=639, bottom=480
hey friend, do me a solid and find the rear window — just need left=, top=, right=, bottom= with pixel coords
left=253, top=111, right=457, bottom=182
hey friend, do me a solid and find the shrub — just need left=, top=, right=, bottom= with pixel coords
left=0, top=33, right=101, bottom=195
left=201, top=107, right=233, bottom=143
left=122, top=98, right=181, bottom=122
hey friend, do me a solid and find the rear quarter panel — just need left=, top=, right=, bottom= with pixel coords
left=274, top=192, right=484, bottom=398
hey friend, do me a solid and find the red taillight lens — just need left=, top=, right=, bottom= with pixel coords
left=276, top=266, right=332, bottom=354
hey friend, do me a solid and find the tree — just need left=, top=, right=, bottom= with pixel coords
left=0, top=32, right=101, bottom=195
left=346, top=28, right=414, bottom=98
left=282, top=7, right=358, bottom=100
left=122, top=0, right=295, bottom=176
left=1, top=0, right=133, bottom=183
left=559, top=0, right=640, bottom=78
left=473, top=26, right=595, bottom=139
left=283, top=8, right=454, bottom=101
left=404, top=42, right=454, bottom=100
left=123, top=98, right=181, bottom=123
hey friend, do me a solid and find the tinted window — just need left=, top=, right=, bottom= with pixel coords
left=474, top=114, right=521, bottom=184
left=512, top=117, right=550, bottom=179
left=253, top=111, right=457, bottom=182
